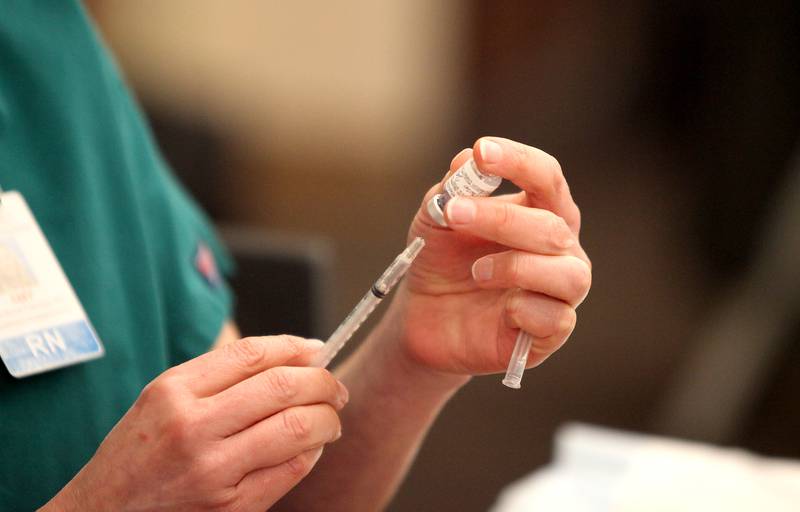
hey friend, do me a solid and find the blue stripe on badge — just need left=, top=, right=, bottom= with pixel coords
left=0, top=320, right=103, bottom=378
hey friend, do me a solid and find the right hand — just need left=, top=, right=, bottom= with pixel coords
left=45, top=335, right=348, bottom=512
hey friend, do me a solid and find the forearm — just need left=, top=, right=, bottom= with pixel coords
left=275, top=302, right=468, bottom=511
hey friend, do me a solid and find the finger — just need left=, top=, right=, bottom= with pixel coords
left=449, top=147, right=473, bottom=173
left=492, top=191, right=591, bottom=267
left=473, top=137, right=581, bottom=234
left=283, top=340, right=327, bottom=366
left=236, top=446, right=324, bottom=511
left=173, top=335, right=324, bottom=397
left=207, top=366, right=348, bottom=436
left=433, top=148, right=474, bottom=197
left=472, top=251, right=591, bottom=307
left=503, top=290, right=577, bottom=367
left=415, top=148, right=475, bottom=228
left=444, top=196, right=576, bottom=255
left=225, top=403, right=341, bottom=476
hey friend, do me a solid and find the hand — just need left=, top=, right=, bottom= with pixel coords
left=44, top=336, right=348, bottom=512
left=393, top=137, right=591, bottom=376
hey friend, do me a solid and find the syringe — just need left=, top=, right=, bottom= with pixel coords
left=311, top=237, right=425, bottom=369
left=501, top=330, right=533, bottom=389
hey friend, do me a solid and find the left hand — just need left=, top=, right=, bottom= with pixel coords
left=390, top=137, right=591, bottom=376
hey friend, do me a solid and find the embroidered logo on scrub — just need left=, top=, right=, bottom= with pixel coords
left=194, top=241, right=221, bottom=287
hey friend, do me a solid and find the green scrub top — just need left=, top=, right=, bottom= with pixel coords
left=0, top=2, right=233, bottom=509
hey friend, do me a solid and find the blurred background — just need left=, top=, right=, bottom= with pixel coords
left=86, top=1, right=800, bottom=510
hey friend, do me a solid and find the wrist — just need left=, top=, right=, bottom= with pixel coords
left=41, top=465, right=123, bottom=512
left=40, top=483, right=81, bottom=512
left=353, top=297, right=470, bottom=399
left=383, top=332, right=471, bottom=396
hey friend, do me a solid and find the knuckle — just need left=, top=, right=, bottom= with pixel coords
left=207, top=490, right=241, bottom=512
left=494, top=202, right=514, bottom=233
left=532, top=311, right=575, bottom=355
left=275, top=334, right=303, bottom=359
left=319, top=404, right=342, bottom=441
left=573, top=203, right=583, bottom=231
left=545, top=154, right=563, bottom=177
left=506, top=254, right=524, bottom=284
left=264, top=368, right=298, bottom=403
left=557, top=306, right=577, bottom=336
left=188, top=451, right=222, bottom=487
left=583, top=251, right=592, bottom=271
left=502, top=204, right=522, bottom=236
left=282, top=408, right=312, bottom=442
left=545, top=154, right=565, bottom=189
left=225, top=337, right=266, bottom=370
left=546, top=211, right=568, bottom=238
left=284, top=452, right=315, bottom=479
left=142, top=385, right=195, bottom=444
left=138, top=372, right=180, bottom=406
left=532, top=306, right=560, bottom=339
left=138, top=380, right=163, bottom=405
left=534, top=333, right=566, bottom=356
left=504, top=290, right=524, bottom=325
left=135, top=377, right=202, bottom=458
left=567, top=257, right=592, bottom=301
left=450, top=147, right=471, bottom=169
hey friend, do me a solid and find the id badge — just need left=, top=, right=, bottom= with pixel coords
left=0, top=190, right=104, bottom=378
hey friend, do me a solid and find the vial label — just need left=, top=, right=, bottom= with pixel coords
left=444, top=159, right=501, bottom=199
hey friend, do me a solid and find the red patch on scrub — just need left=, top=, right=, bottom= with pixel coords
left=194, top=242, right=221, bottom=287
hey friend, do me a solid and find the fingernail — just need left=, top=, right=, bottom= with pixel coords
left=337, top=381, right=349, bottom=406
left=472, top=258, right=494, bottom=281
left=334, top=428, right=342, bottom=441
left=303, top=339, right=325, bottom=351
left=452, top=147, right=472, bottom=166
left=309, top=446, right=325, bottom=464
left=479, top=139, right=503, bottom=164
left=446, top=197, right=476, bottom=224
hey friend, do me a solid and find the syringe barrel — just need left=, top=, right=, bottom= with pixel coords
left=312, top=290, right=381, bottom=368
left=373, top=237, right=425, bottom=295
left=311, top=237, right=425, bottom=369
left=502, top=330, right=533, bottom=389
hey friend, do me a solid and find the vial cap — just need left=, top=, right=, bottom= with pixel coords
left=426, top=194, right=448, bottom=227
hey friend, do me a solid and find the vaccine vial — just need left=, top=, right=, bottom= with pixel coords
left=426, top=158, right=502, bottom=227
